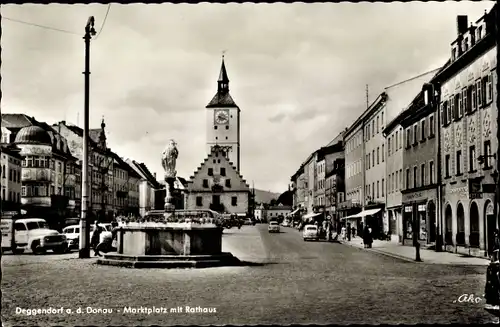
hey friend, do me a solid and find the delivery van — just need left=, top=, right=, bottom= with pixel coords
left=1, top=216, right=68, bottom=254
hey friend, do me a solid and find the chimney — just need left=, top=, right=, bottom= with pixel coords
left=61, top=120, right=66, bottom=125
left=457, top=15, right=468, bottom=35
left=154, top=172, right=157, bottom=179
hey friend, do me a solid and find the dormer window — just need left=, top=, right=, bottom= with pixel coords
left=452, top=47, right=457, bottom=61
left=477, top=26, right=483, bottom=40
left=463, top=38, right=469, bottom=52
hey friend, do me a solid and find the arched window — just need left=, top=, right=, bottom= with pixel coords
left=470, top=202, right=480, bottom=247
left=456, top=203, right=465, bottom=245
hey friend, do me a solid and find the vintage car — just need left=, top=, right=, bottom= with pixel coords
left=303, top=225, right=319, bottom=241
left=268, top=221, right=280, bottom=233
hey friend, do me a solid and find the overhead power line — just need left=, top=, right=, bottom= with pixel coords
left=94, top=4, right=112, bottom=40
left=2, top=16, right=80, bottom=36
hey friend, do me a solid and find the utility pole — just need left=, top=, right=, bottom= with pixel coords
left=79, top=17, right=96, bottom=259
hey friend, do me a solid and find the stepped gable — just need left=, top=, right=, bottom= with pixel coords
left=188, top=146, right=249, bottom=189
left=227, top=160, right=249, bottom=187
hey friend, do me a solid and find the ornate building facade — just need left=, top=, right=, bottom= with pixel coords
left=1, top=114, right=79, bottom=228
left=186, top=56, right=250, bottom=215
left=437, top=10, right=497, bottom=257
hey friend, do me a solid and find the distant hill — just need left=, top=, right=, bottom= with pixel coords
left=254, top=189, right=281, bottom=204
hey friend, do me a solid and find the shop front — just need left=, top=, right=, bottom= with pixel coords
left=401, top=187, right=437, bottom=246
left=337, top=199, right=361, bottom=234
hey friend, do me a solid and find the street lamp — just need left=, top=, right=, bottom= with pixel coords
left=79, top=16, right=96, bottom=259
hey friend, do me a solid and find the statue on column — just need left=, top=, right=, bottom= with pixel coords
left=162, top=139, right=179, bottom=218
left=162, top=139, right=178, bottom=180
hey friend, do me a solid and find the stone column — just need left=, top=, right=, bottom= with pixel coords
left=164, top=176, right=176, bottom=220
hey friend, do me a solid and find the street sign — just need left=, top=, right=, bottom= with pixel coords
left=470, top=192, right=483, bottom=199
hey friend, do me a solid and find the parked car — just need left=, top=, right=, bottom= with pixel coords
left=1, top=218, right=68, bottom=254
left=62, top=225, right=80, bottom=250
left=62, top=223, right=113, bottom=248
left=281, top=220, right=290, bottom=227
left=303, top=225, right=319, bottom=241
left=268, top=221, right=280, bottom=233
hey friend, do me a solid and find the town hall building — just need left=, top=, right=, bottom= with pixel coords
left=186, top=56, right=250, bottom=216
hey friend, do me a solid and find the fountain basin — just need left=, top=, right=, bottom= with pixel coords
left=97, top=223, right=240, bottom=268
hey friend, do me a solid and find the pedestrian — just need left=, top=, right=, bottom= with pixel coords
left=91, top=221, right=103, bottom=257
left=96, top=221, right=119, bottom=254
left=352, top=227, right=356, bottom=239
left=341, top=225, right=347, bottom=240
left=363, top=225, right=372, bottom=248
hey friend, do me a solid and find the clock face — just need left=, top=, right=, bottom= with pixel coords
left=214, top=110, right=229, bottom=125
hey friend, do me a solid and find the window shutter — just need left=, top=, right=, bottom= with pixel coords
left=450, top=98, right=455, bottom=121
left=440, top=103, right=445, bottom=126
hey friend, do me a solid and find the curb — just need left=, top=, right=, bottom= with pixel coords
left=339, top=241, right=489, bottom=267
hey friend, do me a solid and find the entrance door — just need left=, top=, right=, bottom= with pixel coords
left=428, top=201, right=436, bottom=243
left=485, top=202, right=495, bottom=255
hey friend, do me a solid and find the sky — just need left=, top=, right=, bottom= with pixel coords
left=1, top=2, right=495, bottom=193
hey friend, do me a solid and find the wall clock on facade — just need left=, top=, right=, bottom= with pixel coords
left=214, top=109, right=229, bottom=125
left=455, top=125, right=462, bottom=148
left=444, top=130, right=451, bottom=153
left=469, top=119, right=476, bottom=144
left=483, top=112, right=492, bottom=139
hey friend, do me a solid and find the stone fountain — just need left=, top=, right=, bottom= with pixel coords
left=97, top=140, right=240, bottom=268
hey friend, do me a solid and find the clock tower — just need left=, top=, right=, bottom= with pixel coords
left=206, top=55, right=241, bottom=172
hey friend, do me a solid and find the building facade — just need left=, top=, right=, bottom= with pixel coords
left=339, top=119, right=364, bottom=228
left=2, top=115, right=80, bottom=228
left=186, top=145, right=250, bottom=215
left=383, top=117, right=405, bottom=242
left=126, top=159, right=161, bottom=217
left=437, top=9, right=497, bottom=257
left=56, top=120, right=115, bottom=220
left=1, top=145, right=22, bottom=213
left=362, top=93, right=388, bottom=237
left=315, top=156, right=326, bottom=211
left=326, top=158, right=345, bottom=231
left=400, top=89, right=439, bottom=247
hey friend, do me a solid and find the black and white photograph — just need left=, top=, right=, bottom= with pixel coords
left=2, top=1, right=500, bottom=325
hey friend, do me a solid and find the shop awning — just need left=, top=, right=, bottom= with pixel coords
left=303, top=212, right=322, bottom=220
left=340, top=208, right=382, bottom=220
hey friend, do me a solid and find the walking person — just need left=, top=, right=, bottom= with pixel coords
left=341, top=225, right=347, bottom=241
left=96, top=221, right=119, bottom=254
left=91, top=221, right=103, bottom=257
left=363, top=225, right=372, bottom=248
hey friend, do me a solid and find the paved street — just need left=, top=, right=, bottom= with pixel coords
left=1, top=224, right=496, bottom=326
